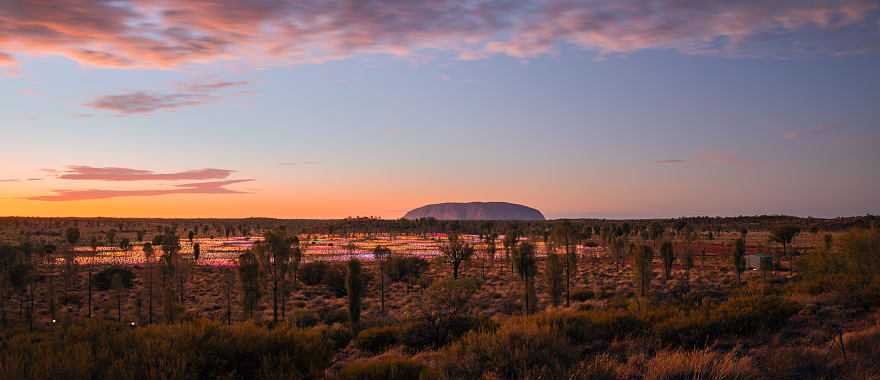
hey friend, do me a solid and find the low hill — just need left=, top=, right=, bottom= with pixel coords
left=403, top=202, right=545, bottom=221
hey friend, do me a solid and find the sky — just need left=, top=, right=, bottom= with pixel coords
left=1, top=0, right=879, bottom=219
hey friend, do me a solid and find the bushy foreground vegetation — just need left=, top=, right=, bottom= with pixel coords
left=1, top=218, right=879, bottom=379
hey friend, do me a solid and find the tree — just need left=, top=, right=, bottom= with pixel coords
left=143, top=242, right=154, bottom=324
left=681, top=226, right=696, bottom=293
left=770, top=225, right=800, bottom=276
left=222, top=268, right=235, bottom=326
left=824, top=234, right=833, bottom=250
left=502, top=230, right=519, bottom=272
left=512, top=241, right=538, bottom=315
left=106, top=229, right=117, bottom=245
left=346, top=259, right=364, bottom=333
left=160, top=231, right=181, bottom=323
left=631, top=243, right=653, bottom=297
left=660, top=240, right=675, bottom=283
left=551, top=221, right=579, bottom=306
left=112, top=272, right=125, bottom=321
left=734, top=238, right=746, bottom=285
left=545, top=253, right=563, bottom=307
left=440, top=233, right=474, bottom=280
left=238, top=251, right=261, bottom=321
left=372, top=245, right=391, bottom=316
left=65, top=227, right=80, bottom=245
left=265, top=229, right=292, bottom=323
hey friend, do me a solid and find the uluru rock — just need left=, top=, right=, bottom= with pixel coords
left=403, top=202, right=545, bottom=221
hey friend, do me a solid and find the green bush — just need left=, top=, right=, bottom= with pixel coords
left=93, top=267, right=135, bottom=290
left=355, top=325, right=401, bottom=354
left=338, top=354, right=428, bottom=380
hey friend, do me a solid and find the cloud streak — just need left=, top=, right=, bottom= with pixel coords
left=57, top=166, right=234, bottom=181
left=86, top=80, right=248, bottom=115
left=28, top=179, right=254, bottom=201
left=0, top=1, right=876, bottom=70
left=784, top=123, right=847, bottom=140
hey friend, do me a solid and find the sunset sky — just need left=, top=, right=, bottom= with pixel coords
left=1, top=0, right=879, bottom=219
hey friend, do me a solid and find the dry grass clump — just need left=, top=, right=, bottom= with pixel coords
left=642, top=349, right=757, bottom=380
left=337, top=353, right=428, bottom=380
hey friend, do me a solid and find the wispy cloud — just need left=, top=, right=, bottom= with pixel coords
left=0, top=1, right=876, bottom=70
left=784, top=123, right=847, bottom=140
left=28, top=179, right=254, bottom=201
left=696, top=150, right=758, bottom=168
left=0, top=179, right=19, bottom=182
left=86, top=80, right=249, bottom=115
left=180, top=81, right=248, bottom=92
left=86, top=92, right=210, bottom=114
left=279, top=161, right=320, bottom=167
left=656, top=159, right=686, bottom=164
left=57, top=166, right=234, bottom=181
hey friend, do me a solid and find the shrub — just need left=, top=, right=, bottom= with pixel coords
left=649, top=293, right=799, bottom=345
left=299, top=262, right=369, bottom=297
left=532, top=309, right=643, bottom=346
left=384, top=256, right=429, bottom=282
left=338, top=354, right=427, bottom=380
left=299, top=262, right=330, bottom=286
left=0, top=319, right=334, bottom=380
left=313, top=323, right=353, bottom=351
left=399, top=315, right=497, bottom=351
left=571, top=289, right=595, bottom=302
left=435, top=318, right=577, bottom=380
left=355, top=325, right=401, bottom=354
left=291, top=309, right=321, bottom=328
left=93, top=267, right=135, bottom=290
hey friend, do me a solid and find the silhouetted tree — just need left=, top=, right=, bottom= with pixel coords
left=223, top=268, right=235, bottom=326
left=143, top=242, right=154, bottom=324
left=551, top=221, right=579, bottom=306
left=372, top=245, right=391, bottom=316
left=734, top=238, right=746, bottom=285
left=265, top=228, right=292, bottom=323
left=770, top=225, right=800, bottom=276
left=660, top=240, right=675, bottom=282
left=513, top=241, right=537, bottom=315
left=440, top=233, right=474, bottom=280
left=632, top=243, right=653, bottom=297
left=112, top=272, right=124, bottom=321
left=346, top=259, right=364, bottom=333
left=545, top=253, right=563, bottom=307
left=238, top=251, right=261, bottom=321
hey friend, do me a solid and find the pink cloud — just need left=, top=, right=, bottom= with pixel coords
left=27, top=179, right=254, bottom=201
left=86, top=79, right=249, bottom=114
left=0, top=1, right=876, bottom=69
left=0, top=52, right=15, bottom=66
left=57, top=166, right=233, bottom=181
left=86, top=92, right=208, bottom=114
